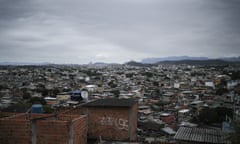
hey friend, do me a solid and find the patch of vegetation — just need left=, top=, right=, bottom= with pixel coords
left=198, top=107, right=233, bottom=124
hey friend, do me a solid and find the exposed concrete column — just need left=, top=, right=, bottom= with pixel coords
left=128, top=107, right=132, bottom=140
left=69, top=120, right=74, bottom=144
left=31, top=120, right=36, bottom=144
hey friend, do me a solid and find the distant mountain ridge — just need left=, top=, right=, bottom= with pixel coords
left=125, top=61, right=154, bottom=67
left=156, top=59, right=233, bottom=65
left=126, top=59, right=240, bottom=67
left=141, top=56, right=240, bottom=64
left=1, top=56, right=239, bottom=66
left=220, top=56, right=240, bottom=62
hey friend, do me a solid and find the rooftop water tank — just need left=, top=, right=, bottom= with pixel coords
left=31, top=104, right=44, bottom=114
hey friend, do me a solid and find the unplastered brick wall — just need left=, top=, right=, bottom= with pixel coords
left=57, top=114, right=82, bottom=121
left=87, top=107, right=131, bottom=141
left=0, top=112, right=18, bottom=118
left=86, top=102, right=138, bottom=141
left=0, top=113, right=87, bottom=144
left=57, top=106, right=87, bottom=116
left=73, top=116, right=87, bottom=144
left=35, top=120, right=70, bottom=144
left=33, top=114, right=87, bottom=144
left=0, top=114, right=31, bottom=144
left=57, top=114, right=87, bottom=144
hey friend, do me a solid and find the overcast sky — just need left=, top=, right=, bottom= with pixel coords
left=0, top=0, right=240, bottom=64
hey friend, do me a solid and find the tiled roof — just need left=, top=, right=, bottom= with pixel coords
left=174, top=127, right=230, bottom=144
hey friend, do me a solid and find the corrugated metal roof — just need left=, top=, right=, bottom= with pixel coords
left=174, top=127, right=230, bottom=144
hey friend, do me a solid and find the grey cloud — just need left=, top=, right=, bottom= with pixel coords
left=0, top=0, right=239, bottom=63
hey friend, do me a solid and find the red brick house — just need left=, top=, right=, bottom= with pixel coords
left=83, top=98, right=138, bottom=141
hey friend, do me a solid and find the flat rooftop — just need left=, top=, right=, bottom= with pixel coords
left=84, top=98, right=137, bottom=108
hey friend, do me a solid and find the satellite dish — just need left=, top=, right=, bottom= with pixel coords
left=81, top=90, right=89, bottom=100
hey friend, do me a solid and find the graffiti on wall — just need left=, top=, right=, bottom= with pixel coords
left=100, top=116, right=129, bottom=130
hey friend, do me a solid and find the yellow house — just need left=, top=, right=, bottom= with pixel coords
left=56, top=94, right=71, bottom=101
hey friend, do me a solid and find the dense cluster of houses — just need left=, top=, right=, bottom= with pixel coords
left=0, top=63, right=240, bottom=143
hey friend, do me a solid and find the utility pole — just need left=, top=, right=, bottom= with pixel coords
left=233, top=92, right=236, bottom=121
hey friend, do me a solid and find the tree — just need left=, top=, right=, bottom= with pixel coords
left=29, top=97, right=46, bottom=105
left=126, top=73, right=134, bottom=78
left=0, top=84, right=8, bottom=90
left=228, top=71, right=240, bottom=80
left=41, top=89, right=49, bottom=96
left=52, top=88, right=60, bottom=96
left=43, top=105, right=54, bottom=113
left=143, top=72, right=153, bottom=78
left=22, top=92, right=31, bottom=99
left=153, top=81, right=159, bottom=87
left=215, top=107, right=233, bottom=121
left=234, top=84, right=240, bottom=94
left=36, top=84, right=49, bottom=96
left=230, top=120, right=240, bottom=144
left=21, top=88, right=31, bottom=99
left=108, top=80, right=117, bottom=88
left=198, top=107, right=233, bottom=124
left=198, top=108, right=219, bottom=124
left=111, top=90, right=120, bottom=97
left=216, top=88, right=229, bottom=95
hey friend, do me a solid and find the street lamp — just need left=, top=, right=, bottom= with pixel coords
left=175, top=105, right=180, bottom=123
